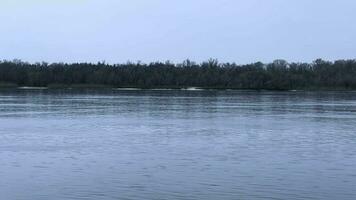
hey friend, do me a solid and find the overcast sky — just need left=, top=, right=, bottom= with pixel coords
left=0, top=0, right=355, bottom=63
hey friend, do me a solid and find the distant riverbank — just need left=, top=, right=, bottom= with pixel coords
left=1, top=59, right=356, bottom=91
left=0, top=84, right=354, bottom=92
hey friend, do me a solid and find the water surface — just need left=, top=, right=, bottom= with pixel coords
left=0, top=89, right=355, bottom=200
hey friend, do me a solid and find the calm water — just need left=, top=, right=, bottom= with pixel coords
left=0, top=89, right=355, bottom=200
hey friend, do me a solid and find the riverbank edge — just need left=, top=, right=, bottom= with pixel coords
left=0, top=83, right=355, bottom=92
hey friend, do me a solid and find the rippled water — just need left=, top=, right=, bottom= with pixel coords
left=0, top=89, right=355, bottom=200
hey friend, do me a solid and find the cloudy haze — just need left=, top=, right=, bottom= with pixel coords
left=0, top=0, right=355, bottom=63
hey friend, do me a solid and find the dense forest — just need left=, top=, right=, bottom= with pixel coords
left=0, top=59, right=356, bottom=90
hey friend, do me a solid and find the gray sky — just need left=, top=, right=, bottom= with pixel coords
left=0, top=0, right=355, bottom=63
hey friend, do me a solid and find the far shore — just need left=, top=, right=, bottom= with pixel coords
left=0, top=84, right=355, bottom=92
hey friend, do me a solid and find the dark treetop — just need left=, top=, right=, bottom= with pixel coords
left=0, top=59, right=355, bottom=90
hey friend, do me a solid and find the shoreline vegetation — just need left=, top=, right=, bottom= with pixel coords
left=0, top=59, right=356, bottom=91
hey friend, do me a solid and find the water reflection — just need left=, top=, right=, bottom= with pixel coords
left=0, top=89, right=355, bottom=200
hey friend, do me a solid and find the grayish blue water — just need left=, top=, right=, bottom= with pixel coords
left=0, top=89, right=355, bottom=200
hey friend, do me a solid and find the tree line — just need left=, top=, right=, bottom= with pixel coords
left=0, top=59, right=355, bottom=90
